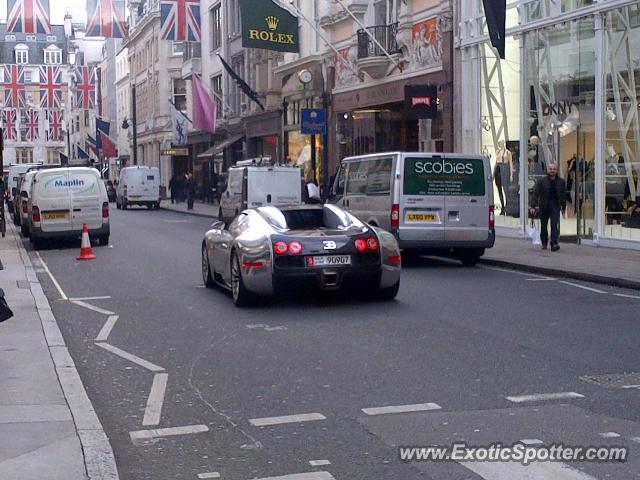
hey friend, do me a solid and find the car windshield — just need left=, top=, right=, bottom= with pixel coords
left=258, top=206, right=356, bottom=231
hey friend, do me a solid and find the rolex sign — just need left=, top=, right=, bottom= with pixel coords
left=239, top=0, right=300, bottom=53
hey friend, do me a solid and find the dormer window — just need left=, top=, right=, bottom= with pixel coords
left=14, top=44, right=29, bottom=64
left=44, top=45, right=62, bottom=64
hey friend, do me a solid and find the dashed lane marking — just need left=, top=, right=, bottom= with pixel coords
left=558, top=281, right=606, bottom=294
left=506, top=392, right=584, bottom=403
left=35, top=251, right=68, bottom=300
left=520, top=439, right=544, bottom=445
left=69, top=295, right=112, bottom=301
left=95, top=315, right=119, bottom=342
left=95, top=342, right=165, bottom=373
left=249, top=413, right=326, bottom=427
left=462, top=458, right=599, bottom=480
left=309, top=460, right=331, bottom=467
left=248, top=473, right=335, bottom=480
left=621, top=385, right=640, bottom=389
left=361, top=402, right=442, bottom=416
left=599, top=432, right=621, bottom=438
left=197, top=473, right=221, bottom=479
left=631, top=437, right=640, bottom=444
left=129, top=424, right=209, bottom=442
left=526, top=278, right=557, bottom=281
left=71, top=299, right=116, bottom=315
left=614, top=293, right=640, bottom=300
left=142, top=373, right=169, bottom=426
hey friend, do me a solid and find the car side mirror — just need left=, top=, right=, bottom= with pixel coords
left=210, top=221, right=225, bottom=231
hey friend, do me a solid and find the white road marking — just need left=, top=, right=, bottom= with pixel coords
left=71, top=299, right=116, bottom=315
left=631, top=437, right=640, bottom=444
left=248, top=473, right=335, bottom=480
left=264, top=326, right=287, bottom=331
left=198, top=473, right=221, bottom=479
left=309, top=460, right=331, bottom=466
left=95, top=342, right=165, bottom=372
left=462, top=459, right=599, bottom=480
left=526, top=278, right=557, bottom=281
left=35, top=251, right=68, bottom=300
left=249, top=413, right=326, bottom=427
left=129, top=424, right=209, bottom=442
left=95, top=315, right=119, bottom=342
left=142, top=373, right=169, bottom=426
left=361, top=402, right=442, bottom=416
left=69, top=296, right=112, bottom=301
left=614, top=293, right=640, bottom=300
left=599, top=432, right=621, bottom=438
left=520, top=438, right=544, bottom=445
left=246, top=324, right=267, bottom=329
left=621, top=384, right=640, bottom=389
left=479, top=265, right=548, bottom=279
left=506, top=392, right=584, bottom=403
left=558, top=281, right=606, bottom=294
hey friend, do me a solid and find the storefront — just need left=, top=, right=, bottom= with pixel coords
left=244, top=109, right=282, bottom=161
left=458, top=0, right=640, bottom=248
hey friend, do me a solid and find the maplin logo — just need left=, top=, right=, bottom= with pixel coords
left=266, top=16, right=279, bottom=31
left=54, top=179, right=85, bottom=188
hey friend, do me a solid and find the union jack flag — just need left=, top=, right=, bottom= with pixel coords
left=86, top=0, right=127, bottom=38
left=24, top=110, right=39, bottom=141
left=39, top=65, right=63, bottom=109
left=2, top=109, right=18, bottom=141
left=160, top=0, right=201, bottom=42
left=3, top=65, right=26, bottom=109
left=46, top=109, right=63, bottom=141
left=6, top=0, right=51, bottom=34
left=74, top=66, right=96, bottom=110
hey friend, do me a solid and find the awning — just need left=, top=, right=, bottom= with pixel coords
left=197, top=134, right=244, bottom=158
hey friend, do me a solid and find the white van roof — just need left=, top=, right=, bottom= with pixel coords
left=122, top=165, right=159, bottom=171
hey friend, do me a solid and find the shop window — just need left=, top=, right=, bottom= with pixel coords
left=211, top=4, right=221, bottom=51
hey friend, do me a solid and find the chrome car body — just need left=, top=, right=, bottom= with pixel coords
left=201, top=204, right=401, bottom=306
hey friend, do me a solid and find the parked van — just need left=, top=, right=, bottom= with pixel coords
left=116, top=166, right=161, bottom=210
left=29, top=167, right=110, bottom=249
left=218, top=159, right=302, bottom=224
left=327, top=152, right=495, bottom=265
left=6, top=163, right=43, bottom=211
left=16, top=170, right=39, bottom=236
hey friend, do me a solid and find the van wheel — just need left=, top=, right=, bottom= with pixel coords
left=460, top=249, right=484, bottom=267
left=98, top=236, right=109, bottom=246
left=154, top=202, right=160, bottom=210
left=146, top=204, right=153, bottom=210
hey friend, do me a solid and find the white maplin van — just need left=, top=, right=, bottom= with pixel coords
left=29, top=167, right=110, bottom=249
left=116, top=166, right=161, bottom=210
left=17, top=170, right=39, bottom=237
left=6, top=163, right=43, bottom=210
left=328, top=152, right=495, bottom=265
left=218, top=159, right=302, bottom=224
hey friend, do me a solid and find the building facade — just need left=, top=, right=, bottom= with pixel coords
left=114, top=46, right=130, bottom=175
left=456, top=0, right=640, bottom=248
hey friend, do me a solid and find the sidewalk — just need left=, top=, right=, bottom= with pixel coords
left=161, top=201, right=640, bottom=289
left=0, top=221, right=118, bottom=479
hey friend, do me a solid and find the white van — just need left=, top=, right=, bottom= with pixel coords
left=29, top=167, right=110, bottom=249
left=328, top=152, right=495, bottom=265
left=6, top=163, right=43, bottom=211
left=17, top=170, right=39, bottom=237
left=116, top=166, right=161, bottom=210
left=218, top=160, right=302, bottom=224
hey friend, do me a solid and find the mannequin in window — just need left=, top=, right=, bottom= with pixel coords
left=494, top=140, right=512, bottom=214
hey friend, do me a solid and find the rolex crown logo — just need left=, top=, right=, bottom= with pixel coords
left=265, top=15, right=279, bottom=31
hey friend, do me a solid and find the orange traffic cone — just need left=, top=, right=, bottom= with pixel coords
left=77, top=224, right=97, bottom=261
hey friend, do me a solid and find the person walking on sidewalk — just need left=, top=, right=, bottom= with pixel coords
left=169, top=173, right=178, bottom=204
left=530, top=163, right=566, bottom=251
left=186, top=172, right=197, bottom=210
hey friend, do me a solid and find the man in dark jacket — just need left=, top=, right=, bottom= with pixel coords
left=530, top=163, right=566, bottom=251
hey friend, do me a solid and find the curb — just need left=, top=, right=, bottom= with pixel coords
left=160, top=204, right=217, bottom=219
left=479, top=258, right=640, bottom=291
left=11, top=223, right=120, bottom=480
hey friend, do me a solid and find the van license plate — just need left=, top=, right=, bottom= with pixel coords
left=406, top=212, right=438, bottom=222
left=306, top=255, right=351, bottom=267
left=43, top=212, right=68, bottom=220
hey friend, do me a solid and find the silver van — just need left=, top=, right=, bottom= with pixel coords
left=327, top=152, right=495, bottom=265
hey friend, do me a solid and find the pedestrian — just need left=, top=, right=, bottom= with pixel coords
left=176, top=173, right=186, bottom=202
left=530, top=163, right=566, bottom=251
left=168, top=173, right=178, bottom=204
left=305, top=173, right=321, bottom=204
left=186, top=172, right=196, bottom=210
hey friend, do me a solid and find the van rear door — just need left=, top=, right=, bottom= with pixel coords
left=400, top=156, right=446, bottom=242
left=248, top=168, right=301, bottom=207
left=69, top=170, right=103, bottom=230
left=34, top=170, right=72, bottom=233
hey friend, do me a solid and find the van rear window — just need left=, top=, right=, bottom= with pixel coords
left=403, top=157, right=485, bottom=196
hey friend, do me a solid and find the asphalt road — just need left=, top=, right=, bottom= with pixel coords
left=28, top=207, right=640, bottom=480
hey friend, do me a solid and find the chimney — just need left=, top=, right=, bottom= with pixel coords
left=64, top=13, right=73, bottom=38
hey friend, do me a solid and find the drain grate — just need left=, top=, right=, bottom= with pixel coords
left=580, top=372, right=640, bottom=389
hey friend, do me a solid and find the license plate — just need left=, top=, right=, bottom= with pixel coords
left=406, top=212, right=438, bottom=222
left=43, top=212, right=68, bottom=220
left=306, top=255, right=351, bottom=267
left=129, top=195, right=141, bottom=199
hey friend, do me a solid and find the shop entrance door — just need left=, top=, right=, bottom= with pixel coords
left=575, top=128, right=595, bottom=240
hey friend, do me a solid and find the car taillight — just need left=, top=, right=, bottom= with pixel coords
left=489, top=205, right=495, bottom=230
left=354, top=238, right=367, bottom=252
left=32, top=206, right=40, bottom=223
left=386, top=255, right=402, bottom=264
left=22, top=200, right=28, bottom=214
left=391, top=204, right=400, bottom=230
left=102, top=202, right=109, bottom=218
left=242, top=261, right=264, bottom=269
left=273, top=241, right=288, bottom=255
left=288, top=241, right=302, bottom=255
left=366, top=237, right=379, bottom=251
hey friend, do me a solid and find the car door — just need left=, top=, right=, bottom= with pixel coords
left=327, top=162, right=347, bottom=207
left=70, top=171, right=103, bottom=230
left=343, top=160, right=368, bottom=219
left=222, top=169, right=242, bottom=221
left=219, top=212, right=250, bottom=283
left=34, top=170, right=72, bottom=233
left=364, top=157, right=393, bottom=229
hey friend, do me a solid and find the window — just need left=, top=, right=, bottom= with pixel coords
left=366, top=158, right=392, bottom=195
left=211, top=74, right=222, bottom=116
left=211, top=4, right=221, bottom=50
left=229, top=0, right=241, bottom=35
left=346, top=161, right=368, bottom=195
left=16, top=149, right=33, bottom=163
left=46, top=35, right=57, bottom=42
left=26, top=35, right=36, bottom=42
left=173, top=78, right=187, bottom=112
left=84, top=110, right=89, bottom=127
left=172, top=42, right=185, bottom=55
left=15, top=44, right=29, bottom=64
left=44, top=45, right=62, bottom=64
left=230, top=54, right=244, bottom=114
left=5, top=34, right=16, bottom=41
left=24, top=70, right=32, bottom=83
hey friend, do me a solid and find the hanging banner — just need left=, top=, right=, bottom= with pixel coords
left=3, top=65, right=26, bottom=109
left=482, top=0, right=506, bottom=59
left=160, top=0, right=201, bottom=41
left=238, top=0, right=299, bottom=53
left=86, top=0, right=128, bottom=38
left=74, top=66, right=97, bottom=110
left=39, top=66, right=63, bottom=109
left=7, top=0, right=51, bottom=34
left=404, top=85, right=438, bottom=119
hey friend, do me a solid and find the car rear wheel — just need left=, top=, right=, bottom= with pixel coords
left=377, top=280, right=400, bottom=301
left=231, top=252, right=256, bottom=307
left=202, top=245, right=215, bottom=288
